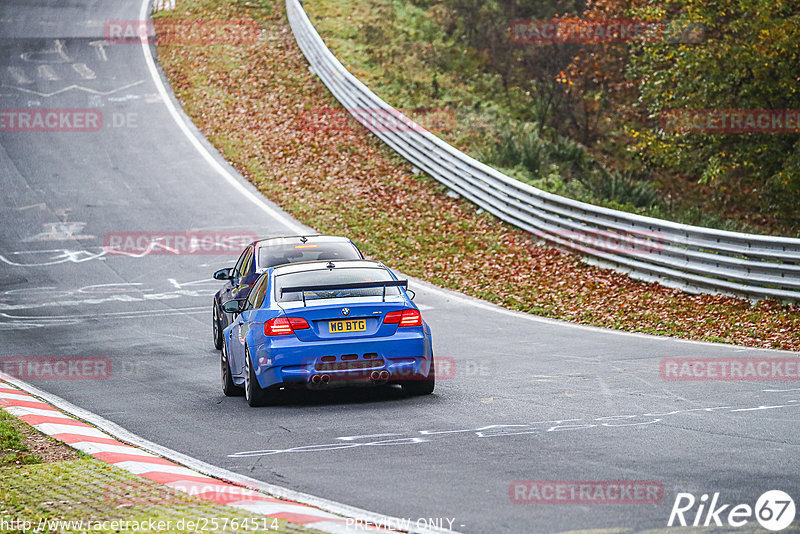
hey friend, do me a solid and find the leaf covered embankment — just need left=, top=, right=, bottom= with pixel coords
left=154, top=0, right=800, bottom=351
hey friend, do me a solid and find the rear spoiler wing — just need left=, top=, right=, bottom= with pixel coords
left=280, top=280, right=408, bottom=306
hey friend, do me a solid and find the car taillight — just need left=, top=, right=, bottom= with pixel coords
left=288, top=317, right=310, bottom=330
left=383, top=309, right=422, bottom=327
left=265, top=317, right=310, bottom=336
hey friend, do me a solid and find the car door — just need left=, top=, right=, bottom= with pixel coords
left=221, top=245, right=254, bottom=328
left=232, top=245, right=255, bottom=300
left=229, top=273, right=269, bottom=377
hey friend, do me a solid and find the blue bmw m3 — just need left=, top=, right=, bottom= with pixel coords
left=220, top=259, right=434, bottom=406
left=212, top=235, right=364, bottom=351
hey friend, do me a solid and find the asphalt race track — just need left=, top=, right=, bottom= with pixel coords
left=1, top=1, right=798, bottom=532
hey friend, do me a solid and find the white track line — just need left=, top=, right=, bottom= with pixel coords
left=3, top=405, right=70, bottom=418
left=1, top=372, right=455, bottom=534
left=0, top=382, right=385, bottom=533
left=137, top=0, right=306, bottom=235
left=130, top=1, right=794, bottom=531
left=409, top=276, right=799, bottom=354
left=138, top=0, right=795, bottom=357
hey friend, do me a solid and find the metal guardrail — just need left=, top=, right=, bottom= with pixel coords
left=286, top=0, right=800, bottom=302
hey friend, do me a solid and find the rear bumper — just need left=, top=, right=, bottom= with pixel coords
left=249, top=329, right=432, bottom=389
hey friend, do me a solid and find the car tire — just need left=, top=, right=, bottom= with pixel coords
left=244, top=348, right=279, bottom=407
left=221, top=342, right=244, bottom=397
left=212, top=301, right=224, bottom=350
left=400, top=355, right=436, bottom=396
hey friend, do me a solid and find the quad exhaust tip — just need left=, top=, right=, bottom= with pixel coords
left=309, top=374, right=330, bottom=387
left=370, top=370, right=390, bottom=382
left=311, top=370, right=387, bottom=387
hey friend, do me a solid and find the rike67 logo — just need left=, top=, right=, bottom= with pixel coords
left=668, top=490, right=796, bottom=531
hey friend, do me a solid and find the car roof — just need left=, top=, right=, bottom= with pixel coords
left=272, top=259, right=386, bottom=276
left=253, top=235, right=354, bottom=248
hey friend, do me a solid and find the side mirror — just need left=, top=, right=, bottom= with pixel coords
left=213, top=267, right=234, bottom=281
left=222, top=299, right=245, bottom=314
left=406, top=289, right=416, bottom=300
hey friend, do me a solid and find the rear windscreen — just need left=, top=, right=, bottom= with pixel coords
left=258, top=242, right=360, bottom=268
left=276, top=267, right=400, bottom=302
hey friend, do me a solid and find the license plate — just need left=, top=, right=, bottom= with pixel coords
left=329, top=319, right=366, bottom=333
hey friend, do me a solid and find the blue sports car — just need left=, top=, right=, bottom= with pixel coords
left=220, top=259, right=435, bottom=406
left=212, top=235, right=364, bottom=350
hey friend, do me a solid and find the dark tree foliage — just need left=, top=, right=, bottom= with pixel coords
left=350, top=0, right=800, bottom=232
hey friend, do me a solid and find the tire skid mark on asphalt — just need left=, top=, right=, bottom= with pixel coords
left=1, top=280, right=218, bottom=307
left=0, top=243, right=246, bottom=266
left=2, top=80, right=146, bottom=98
left=0, top=248, right=108, bottom=267
left=0, top=306, right=207, bottom=330
left=0, top=292, right=212, bottom=311
left=0, top=248, right=232, bottom=329
left=0, top=380, right=397, bottom=534
left=228, top=393, right=800, bottom=458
